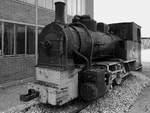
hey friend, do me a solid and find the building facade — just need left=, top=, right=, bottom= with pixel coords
left=141, top=37, right=150, bottom=49
left=0, top=0, right=94, bottom=83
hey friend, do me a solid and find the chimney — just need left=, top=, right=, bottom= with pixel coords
left=55, top=2, right=66, bottom=23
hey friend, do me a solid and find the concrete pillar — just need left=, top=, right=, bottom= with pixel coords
left=85, top=0, right=94, bottom=18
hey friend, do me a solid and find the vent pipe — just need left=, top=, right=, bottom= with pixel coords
left=55, top=2, right=66, bottom=23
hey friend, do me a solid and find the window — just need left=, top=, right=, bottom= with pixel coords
left=0, top=22, right=2, bottom=55
left=27, top=26, right=35, bottom=54
left=4, top=23, right=14, bottom=55
left=16, top=24, right=25, bottom=54
left=1, top=22, right=37, bottom=56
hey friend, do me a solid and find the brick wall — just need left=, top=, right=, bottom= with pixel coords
left=0, top=0, right=36, bottom=24
left=0, top=56, right=36, bottom=84
left=0, top=0, right=73, bottom=83
left=0, top=0, right=55, bottom=25
left=0, top=0, right=72, bottom=25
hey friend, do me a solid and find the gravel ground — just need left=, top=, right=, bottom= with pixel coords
left=80, top=71, right=150, bottom=113
left=2, top=71, right=150, bottom=113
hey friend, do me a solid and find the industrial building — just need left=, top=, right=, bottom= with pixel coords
left=141, top=37, right=150, bottom=49
left=0, top=0, right=94, bottom=84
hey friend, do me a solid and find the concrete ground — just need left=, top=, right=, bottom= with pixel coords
left=128, top=86, right=150, bottom=113
left=128, top=74, right=150, bottom=113
left=0, top=84, right=27, bottom=112
left=0, top=49, right=150, bottom=113
left=0, top=77, right=35, bottom=112
left=128, top=49, right=150, bottom=113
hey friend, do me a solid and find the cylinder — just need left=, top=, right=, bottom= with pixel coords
left=55, top=2, right=65, bottom=23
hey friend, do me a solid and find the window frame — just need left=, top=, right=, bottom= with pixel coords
left=15, top=24, right=26, bottom=55
left=3, top=22, right=15, bottom=56
left=0, top=22, right=2, bottom=55
left=0, top=20, right=44, bottom=57
left=27, top=26, right=36, bottom=55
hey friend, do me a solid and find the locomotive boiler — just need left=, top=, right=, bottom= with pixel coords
left=20, top=2, right=142, bottom=105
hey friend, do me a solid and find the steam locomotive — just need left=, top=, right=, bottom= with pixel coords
left=20, top=2, right=142, bottom=105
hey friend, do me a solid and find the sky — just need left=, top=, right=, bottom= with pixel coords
left=94, top=0, right=150, bottom=37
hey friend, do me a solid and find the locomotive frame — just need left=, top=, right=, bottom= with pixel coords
left=20, top=1, right=142, bottom=105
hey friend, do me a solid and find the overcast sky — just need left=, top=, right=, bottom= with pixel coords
left=94, top=0, right=150, bottom=37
